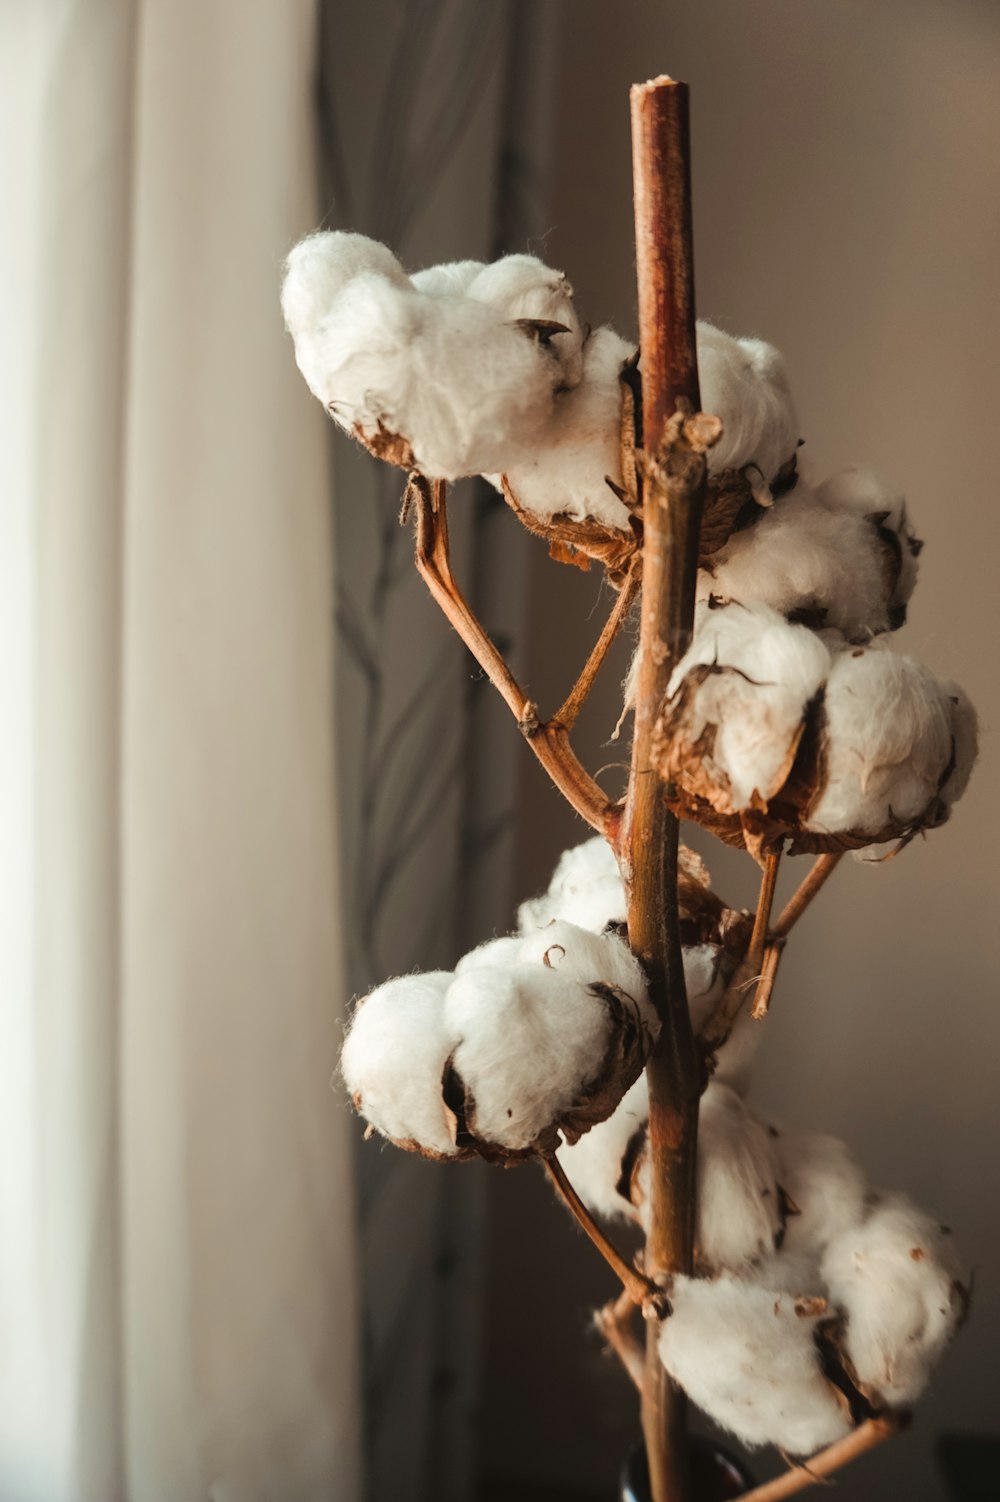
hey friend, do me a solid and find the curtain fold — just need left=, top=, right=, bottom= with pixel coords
left=0, top=3, right=362, bottom=1499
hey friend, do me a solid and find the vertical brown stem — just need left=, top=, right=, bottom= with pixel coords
left=620, top=75, right=705, bottom=1502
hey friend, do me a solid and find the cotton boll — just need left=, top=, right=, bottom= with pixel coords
left=821, top=1194, right=967, bottom=1407
left=806, top=641, right=957, bottom=838
left=773, top=1129, right=868, bottom=1263
left=699, top=482, right=894, bottom=640
left=695, top=1084, right=782, bottom=1272
left=466, top=254, right=585, bottom=388
left=300, top=275, right=560, bottom=478
left=697, top=323, right=800, bottom=493
left=660, top=1274, right=851, bottom=1454
left=454, top=934, right=523, bottom=975
left=683, top=944, right=724, bottom=1026
left=516, top=921, right=654, bottom=1031
left=659, top=602, right=831, bottom=815
left=443, top=962, right=651, bottom=1154
left=518, top=835, right=626, bottom=935
left=817, top=467, right=922, bottom=627
left=555, top=1073, right=649, bottom=1224
left=941, top=683, right=979, bottom=809
left=341, top=971, right=459, bottom=1157
left=410, top=259, right=485, bottom=297
left=281, top=230, right=409, bottom=336
left=498, top=329, right=635, bottom=530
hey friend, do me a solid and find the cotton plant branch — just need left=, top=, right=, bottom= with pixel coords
left=737, top=1414, right=900, bottom=1502
left=596, top=1287, right=645, bottom=1393
left=404, top=473, right=624, bottom=833
left=544, top=1156, right=662, bottom=1310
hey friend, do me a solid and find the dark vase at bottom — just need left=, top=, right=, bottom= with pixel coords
left=620, top=1439, right=753, bottom=1502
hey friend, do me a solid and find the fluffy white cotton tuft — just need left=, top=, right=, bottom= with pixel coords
left=496, top=329, right=635, bottom=530
left=454, top=934, right=524, bottom=975
left=341, top=971, right=458, bottom=1157
left=695, top=1084, right=783, bottom=1271
left=465, top=254, right=585, bottom=389
left=699, top=481, right=897, bottom=640
left=515, top=920, right=652, bottom=1022
left=660, top=1274, right=851, bottom=1454
left=821, top=1193, right=966, bottom=1407
left=410, top=259, right=485, bottom=297
left=775, top=1129, right=868, bottom=1262
left=281, top=231, right=569, bottom=479
left=662, top=602, right=831, bottom=814
left=697, top=323, right=800, bottom=494
left=518, top=835, right=626, bottom=935
left=806, top=640, right=972, bottom=837
left=817, top=467, right=921, bottom=627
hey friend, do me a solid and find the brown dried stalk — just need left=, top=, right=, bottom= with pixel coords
left=619, top=74, right=707, bottom=1502
left=737, top=1415, right=900, bottom=1502
left=544, top=1156, right=660, bottom=1309
left=596, top=1287, right=645, bottom=1392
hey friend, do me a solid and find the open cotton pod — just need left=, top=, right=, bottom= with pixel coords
left=342, top=926, right=657, bottom=1164
left=698, top=478, right=913, bottom=640
left=658, top=1274, right=853, bottom=1455
left=821, top=1193, right=968, bottom=1408
left=817, top=467, right=922, bottom=629
left=281, top=230, right=566, bottom=479
left=463, top=254, right=586, bottom=389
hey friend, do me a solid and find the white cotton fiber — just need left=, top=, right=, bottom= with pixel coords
left=443, top=964, right=624, bottom=1152
left=454, top=934, right=524, bottom=975
left=807, top=641, right=961, bottom=837
left=555, top=1073, right=649, bottom=1224
left=817, top=467, right=921, bottom=625
left=660, top=1274, right=851, bottom=1454
left=518, top=835, right=626, bottom=935
left=515, top=921, right=653, bottom=1025
left=774, top=1129, right=868, bottom=1263
left=410, top=259, right=485, bottom=297
left=663, top=602, right=831, bottom=814
left=821, top=1193, right=966, bottom=1407
left=697, top=323, right=800, bottom=493
left=700, top=481, right=894, bottom=640
left=696, top=1084, right=782, bottom=1272
left=281, top=231, right=568, bottom=479
left=497, top=328, right=635, bottom=530
left=341, top=971, right=457, bottom=1156
left=466, top=254, right=585, bottom=389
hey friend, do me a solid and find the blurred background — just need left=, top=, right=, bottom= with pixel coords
left=1, top=2, right=997, bottom=1501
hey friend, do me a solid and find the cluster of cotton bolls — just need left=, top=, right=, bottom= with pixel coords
left=341, top=912, right=658, bottom=1162
left=655, top=599, right=977, bottom=855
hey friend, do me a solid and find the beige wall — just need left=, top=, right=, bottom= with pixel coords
left=482, top=2, right=1000, bottom=1496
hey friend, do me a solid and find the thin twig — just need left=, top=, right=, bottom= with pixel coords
left=596, top=1288, right=645, bottom=1392
left=771, top=853, right=843, bottom=939
left=737, top=1416, right=900, bottom=1502
left=544, top=1156, right=659, bottom=1308
left=407, top=475, right=614, bottom=832
left=700, top=850, right=782, bottom=1051
left=555, top=562, right=641, bottom=730
left=750, top=939, right=785, bottom=1021
left=748, top=850, right=782, bottom=971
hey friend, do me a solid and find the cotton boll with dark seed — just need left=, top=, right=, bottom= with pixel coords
left=555, top=1073, right=649, bottom=1225
left=466, top=254, right=585, bottom=389
left=817, top=467, right=921, bottom=624
left=442, top=963, right=648, bottom=1154
left=410, top=259, right=486, bottom=297
left=340, top=971, right=458, bottom=1157
left=660, top=1274, right=852, bottom=1455
left=821, top=1194, right=966, bottom=1408
left=697, top=323, right=800, bottom=493
left=695, top=1084, right=783, bottom=1272
left=806, top=641, right=960, bottom=838
left=659, top=602, right=832, bottom=816
left=699, top=482, right=894, bottom=640
left=496, top=329, right=635, bottom=530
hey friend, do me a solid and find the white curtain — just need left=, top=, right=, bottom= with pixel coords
left=0, top=4, right=362, bottom=1500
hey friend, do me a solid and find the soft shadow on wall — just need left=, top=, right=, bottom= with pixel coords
left=478, top=3, right=1000, bottom=1500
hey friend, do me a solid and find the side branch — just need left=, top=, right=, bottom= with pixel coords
left=543, top=1156, right=661, bottom=1310
left=738, top=1415, right=900, bottom=1502
left=407, top=475, right=615, bottom=833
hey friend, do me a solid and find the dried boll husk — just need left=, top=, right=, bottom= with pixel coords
left=817, top=467, right=922, bottom=629
left=698, top=480, right=905, bottom=641
left=821, top=1193, right=968, bottom=1408
left=658, top=1273, right=852, bottom=1455
left=281, top=231, right=564, bottom=479
left=655, top=601, right=832, bottom=818
left=697, top=323, right=800, bottom=496
left=340, top=971, right=462, bottom=1159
